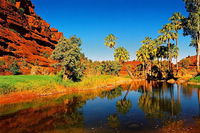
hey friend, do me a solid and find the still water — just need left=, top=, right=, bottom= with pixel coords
left=1, top=81, right=200, bottom=133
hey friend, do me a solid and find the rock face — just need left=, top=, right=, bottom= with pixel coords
left=0, top=0, right=63, bottom=75
left=119, top=61, right=141, bottom=75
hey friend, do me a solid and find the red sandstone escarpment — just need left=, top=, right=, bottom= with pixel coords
left=0, top=0, right=63, bottom=75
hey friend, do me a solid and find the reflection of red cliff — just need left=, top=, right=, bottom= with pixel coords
left=0, top=0, right=63, bottom=74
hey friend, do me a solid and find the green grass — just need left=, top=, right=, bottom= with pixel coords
left=0, top=75, right=129, bottom=95
left=189, top=76, right=200, bottom=83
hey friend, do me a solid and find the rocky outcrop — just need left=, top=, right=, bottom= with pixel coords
left=0, top=0, right=63, bottom=75
left=119, top=61, right=141, bottom=75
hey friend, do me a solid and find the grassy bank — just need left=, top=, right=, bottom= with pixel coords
left=0, top=75, right=130, bottom=95
left=189, top=76, right=200, bottom=83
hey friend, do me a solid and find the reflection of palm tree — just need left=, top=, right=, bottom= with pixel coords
left=116, top=99, right=132, bottom=115
left=107, top=114, right=120, bottom=128
left=100, top=86, right=123, bottom=100
left=138, top=83, right=181, bottom=119
left=54, top=96, right=85, bottom=129
left=116, top=84, right=133, bottom=114
left=169, top=84, right=174, bottom=116
left=177, top=85, right=181, bottom=103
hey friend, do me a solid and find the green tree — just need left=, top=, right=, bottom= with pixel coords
left=104, top=34, right=117, bottom=48
left=169, top=12, right=185, bottom=71
left=170, top=44, right=179, bottom=62
left=159, top=23, right=178, bottom=71
left=114, top=47, right=130, bottom=63
left=182, top=0, right=200, bottom=72
left=51, top=37, right=85, bottom=81
left=137, top=37, right=158, bottom=77
left=104, top=34, right=133, bottom=79
left=136, top=47, right=147, bottom=76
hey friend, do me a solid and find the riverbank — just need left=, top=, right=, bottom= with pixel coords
left=187, top=75, right=200, bottom=85
left=0, top=75, right=132, bottom=104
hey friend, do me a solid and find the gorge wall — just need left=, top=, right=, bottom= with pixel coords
left=0, top=0, right=63, bottom=75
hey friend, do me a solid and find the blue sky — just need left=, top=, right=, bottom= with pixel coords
left=32, top=0, right=194, bottom=61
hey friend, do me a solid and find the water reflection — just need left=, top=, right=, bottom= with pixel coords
left=1, top=81, right=200, bottom=132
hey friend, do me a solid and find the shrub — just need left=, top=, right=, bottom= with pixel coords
left=7, top=0, right=16, bottom=4
left=19, top=8, right=25, bottom=14
left=9, top=60, right=21, bottom=75
left=9, top=28, right=18, bottom=33
left=42, top=51, right=50, bottom=58
left=0, top=60, right=5, bottom=66
left=51, top=37, right=85, bottom=82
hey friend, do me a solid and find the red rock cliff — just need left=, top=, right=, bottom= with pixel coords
left=0, top=0, right=63, bottom=75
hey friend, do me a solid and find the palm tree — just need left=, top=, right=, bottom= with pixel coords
left=182, top=0, right=200, bottom=72
left=136, top=47, right=147, bottom=76
left=104, top=34, right=117, bottom=48
left=114, top=47, right=130, bottom=63
left=169, top=12, right=184, bottom=72
left=159, top=23, right=177, bottom=71
left=104, top=34, right=134, bottom=79
left=170, top=44, right=179, bottom=63
left=141, top=37, right=157, bottom=76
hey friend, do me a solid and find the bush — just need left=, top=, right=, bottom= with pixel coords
left=95, top=61, right=121, bottom=75
left=7, top=0, right=16, bottom=4
left=9, top=60, right=21, bottom=75
left=19, top=8, right=25, bottom=14
left=42, top=51, right=50, bottom=58
left=51, top=37, right=85, bottom=81
left=0, top=60, right=5, bottom=66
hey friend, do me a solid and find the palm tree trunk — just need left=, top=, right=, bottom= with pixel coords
left=177, top=85, right=180, bottom=103
left=123, top=84, right=132, bottom=100
left=168, top=39, right=171, bottom=71
left=143, top=62, right=145, bottom=77
left=176, top=31, right=179, bottom=73
left=125, top=65, right=134, bottom=79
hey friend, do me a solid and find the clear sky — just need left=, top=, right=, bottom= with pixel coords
left=32, top=0, right=195, bottom=61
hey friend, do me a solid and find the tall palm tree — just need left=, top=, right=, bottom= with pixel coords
left=169, top=12, right=185, bottom=72
left=170, top=44, right=179, bottom=62
left=104, top=34, right=117, bottom=48
left=114, top=47, right=130, bottom=63
left=136, top=47, right=147, bottom=76
left=159, top=23, right=177, bottom=71
left=104, top=34, right=133, bottom=79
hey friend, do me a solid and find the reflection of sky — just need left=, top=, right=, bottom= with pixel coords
left=82, top=84, right=200, bottom=129
left=32, top=0, right=194, bottom=61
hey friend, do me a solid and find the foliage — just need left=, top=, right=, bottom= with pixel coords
left=19, top=8, right=25, bottom=14
left=96, top=61, right=121, bottom=75
left=9, top=60, right=21, bottom=75
left=189, top=76, right=200, bottom=82
left=183, top=0, right=200, bottom=70
left=42, top=51, right=50, bottom=58
left=116, top=99, right=132, bottom=114
left=170, top=44, right=179, bottom=59
left=51, top=37, right=85, bottom=81
left=0, top=60, right=5, bottom=66
left=104, top=34, right=117, bottom=48
left=7, top=0, right=16, bottom=4
left=100, top=86, right=123, bottom=100
left=9, top=28, right=18, bottom=33
left=114, top=47, right=130, bottom=63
